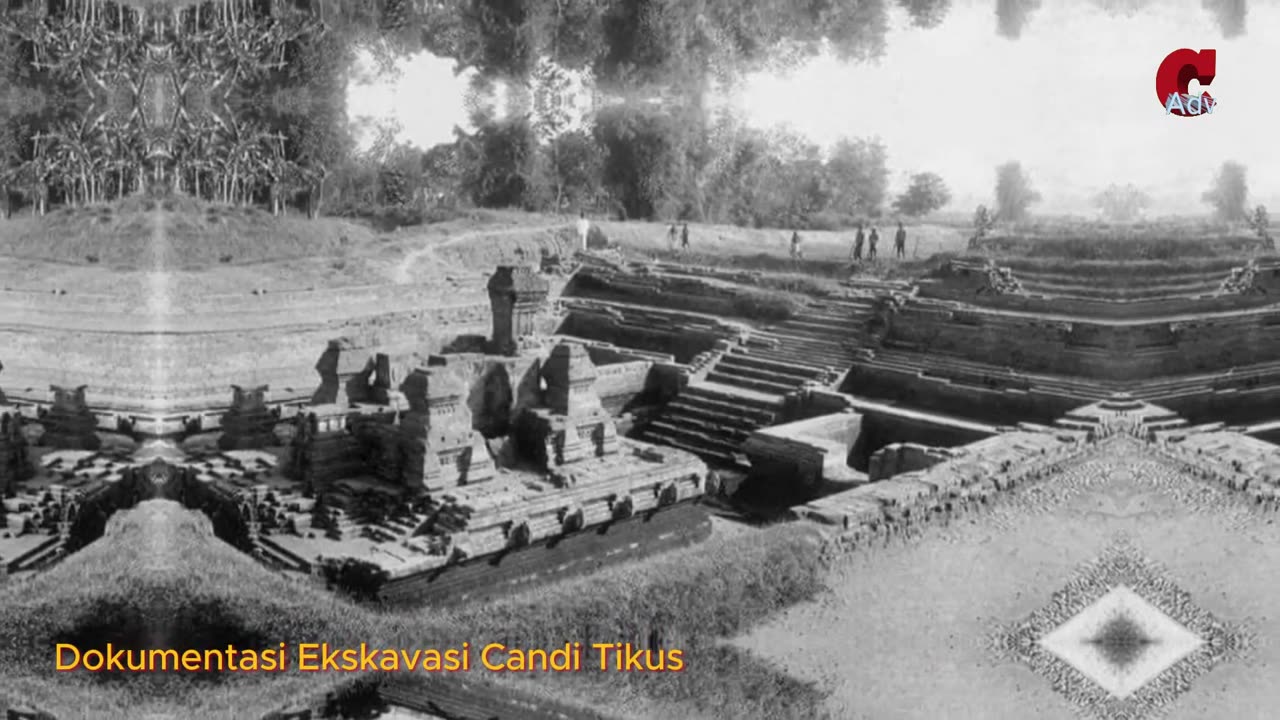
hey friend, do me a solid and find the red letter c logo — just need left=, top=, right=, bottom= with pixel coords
left=1156, top=49, right=1215, bottom=117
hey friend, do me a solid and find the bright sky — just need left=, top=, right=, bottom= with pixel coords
left=728, top=0, right=1279, bottom=213
left=351, top=0, right=1279, bottom=214
left=346, top=49, right=477, bottom=154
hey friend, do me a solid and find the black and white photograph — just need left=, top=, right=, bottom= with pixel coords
left=0, top=0, right=1274, bottom=718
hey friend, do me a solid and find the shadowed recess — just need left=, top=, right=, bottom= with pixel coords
left=1087, top=612, right=1157, bottom=668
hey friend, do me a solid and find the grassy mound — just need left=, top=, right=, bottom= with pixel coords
left=426, top=521, right=833, bottom=720
left=0, top=501, right=370, bottom=717
left=1, top=501, right=836, bottom=719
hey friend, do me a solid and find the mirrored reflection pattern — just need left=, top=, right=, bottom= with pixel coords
left=0, top=2, right=1273, bottom=719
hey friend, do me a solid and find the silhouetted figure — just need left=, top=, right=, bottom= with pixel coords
left=852, top=223, right=864, bottom=261
left=680, top=223, right=689, bottom=250
left=790, top=231, right=802, bottom=260
left=868, top=227, right=879, bottom=260
left=667, top=222, right=678, bottom=251
left=894, top=221, right=907, bottom=259
left=576, top=210, right=590, bottom=251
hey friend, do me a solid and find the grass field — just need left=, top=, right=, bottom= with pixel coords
left=599, top=218, right=969, bottom=265
left=3, top=198, right=1251, bottom=301
left=0, top=196, right=374, bottom=270
left=0, top=501, right=839, bottom=720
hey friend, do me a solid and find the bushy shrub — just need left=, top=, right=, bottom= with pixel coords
left=322, top=558, right=390, bottom=601
left=328, top=202, right=469, bottom=230
left=586, top=224, right=610, bottom=249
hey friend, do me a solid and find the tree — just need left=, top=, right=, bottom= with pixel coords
left=1203, top=0, right=1245, bottom=39
left=824, top=138, right=890, bottom=218
left=458, top=116, right=538, bottom=208
left=1094, top=183, right=1149, bottom=222
left=973, top=205, right=997, bottom=237
left=594, top=105, right=682, bottom=219
left=996, top=0, right=1043, bottom=39
left=1248, top=205, right=1270, bottom=241
left=421, top=143, right=464, bottom=203
left=892, top=172, right=951, bottom=217
left=1202, top=161, right=1249, bottom=223
left=897, top=0, right=953, bottom=28
left=538, top=130, right=604, bottom=212
left=994, top=161, right=1041, bottom=223
left=531, top=0, right=607, bottom=71
left=454, top=0, right=537, bottom=76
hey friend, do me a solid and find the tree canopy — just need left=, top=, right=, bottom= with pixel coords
left=1202, top=161, right=1249, bottom=223
left=994, top=161, right=1041, bottom=223
left=892, top=172, right=952, bottom=218
left=0, top=0, right=980, bottom=235
left=1094, top=183, right=1149, bottom=222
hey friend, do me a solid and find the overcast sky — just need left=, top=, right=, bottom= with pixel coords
left=729, top=0, right=1277, bottom=214
left=352, top=0, right=1276, bottom=215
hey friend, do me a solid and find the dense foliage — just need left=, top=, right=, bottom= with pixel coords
left=1094, top=183, right=1150, bottom=222
left=1202, top=160, right=1249, bottom=223
left=994, top=161, right=1041, bottom=223
left=0, top=0, right=953, bottom=230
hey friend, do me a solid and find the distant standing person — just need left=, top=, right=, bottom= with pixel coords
left=576, top=211, right=591, bottom=251
left=667, top=222, right=678, bottom=251
left=868, top=226, right=879, bottom=260
left=790, top=230, right=802, bottom=260
left=894, top=221, right=907, bottom=259
left=680, top=223, right=690, bottom=250
left=852, top=223, right=865, bottom=261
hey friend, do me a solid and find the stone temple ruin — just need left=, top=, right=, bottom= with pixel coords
left=9, top=228, right=1280, bottom=614
left=250, top=269, right=709, bottom=599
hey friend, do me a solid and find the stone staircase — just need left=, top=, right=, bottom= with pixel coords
left=313, top=507, right=361, bottom=540
left=640, top=381, right=784, bottom=466
left=6, top=534, right=64, bottom=573
left=364, top=513, right=430, bottom=544
left=640, top=298, right=878, bottom=466
left=741, top=298, right=877, bottom=372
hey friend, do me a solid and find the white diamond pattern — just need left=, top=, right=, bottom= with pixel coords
left=1038, top=585, right=1205, bottom=699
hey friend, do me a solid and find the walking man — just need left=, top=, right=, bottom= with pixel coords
left=680, top=222, right=690, bottom=251
left=576, top=210, right=591, bottom=252
left=790, top=230, right=802, bottom=260
left=868, top=226, right=879, bottom=260
left=667, top=222, right=678, bottom=251
left=894, top=221, right=907, bottom=259
left=852, top=223, right=864, bottom=262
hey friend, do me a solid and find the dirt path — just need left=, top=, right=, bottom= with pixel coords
left=390, top=224, right=569, bottom=284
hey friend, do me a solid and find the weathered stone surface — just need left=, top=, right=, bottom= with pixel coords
left=743, top=412, right=863, bottom=498
left=868, top=442, right=956, bottom=482
left=217, top=385, right=277, bottom=451
left=488, top=266, right=551, bottom=356
left=40, top=385, right=100, bottom=450
left=513, top=342, right=621, bottom=471
left=397, top=365, right=495, bottom=490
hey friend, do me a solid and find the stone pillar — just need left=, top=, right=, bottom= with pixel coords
left=487, top=266, right=550, bottom=356
left=541, top=343, right=602, bottom=417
